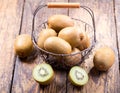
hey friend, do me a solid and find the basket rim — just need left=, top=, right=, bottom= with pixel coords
left=32, top=22, right=95, bottom=57
left=31, top=5, right=96, bottom=57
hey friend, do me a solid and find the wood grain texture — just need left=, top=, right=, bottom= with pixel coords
left=0, top=0, right=24, bottom=92
left=12, top=0, right=68, bottom=93
left=67, top=0, right=120, bottom=93
left=114, top=0, right=120, bottom=92
left=0, top=0, right=119, bottom=93
left=115, top=0, right=120, bottom=66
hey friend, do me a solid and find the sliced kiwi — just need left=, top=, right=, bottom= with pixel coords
left=69, top=66, right=88, bottom=86
left=32, top=63, right=54, bottom=85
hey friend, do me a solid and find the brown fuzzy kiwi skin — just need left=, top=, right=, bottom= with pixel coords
left=58, top=27, right=80, bottom=48
left=77, top=31, right=90, bottom=51
left=44, top=36, right=72, bottom=54
left=93, top=47, right=115, bottom=71
left=14, top=34, right=33, bottom=58
left=37, top=28, right=57, bottom=49
left=48, top=14, right=74, bottom=33
left=64, top=48, right=81, bottom=67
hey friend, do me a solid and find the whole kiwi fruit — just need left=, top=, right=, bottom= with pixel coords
left=48, top=14, right=74, bottom=33
left=69, top=66, right=89, bottom=86
left=44, top=36, right=72, bottom=54
left=14, top=34, right=33, bottom=58
left=58, top=27, right=80, bottom=47
left=37, top=28, right=57, bottom=49
left=32, top=63, right=54, bottom=85
left=64, top=48, right=81, bottom=67
left=77, top=31, right=90, bottom=51
left=93, top=46, right=115, bottom=71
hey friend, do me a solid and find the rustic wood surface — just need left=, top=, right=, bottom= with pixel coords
left=115, top=0, right=120, bottom=69
left=0, top=0, right=119, bottom=93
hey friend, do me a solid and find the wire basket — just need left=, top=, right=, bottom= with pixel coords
left=32, top=3, right=96, bottom=69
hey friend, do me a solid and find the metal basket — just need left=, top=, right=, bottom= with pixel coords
left=31, top=3, right=96, bottom=69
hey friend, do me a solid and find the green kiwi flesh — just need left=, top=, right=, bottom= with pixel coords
left=69, top=66, right=88, bottom=86
left=32, top=63, right=54, bottom=85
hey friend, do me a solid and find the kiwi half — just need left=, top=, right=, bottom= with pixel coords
left=32, top=63, right=54, bottom=85
left=69, top=66, right=88, bottom=86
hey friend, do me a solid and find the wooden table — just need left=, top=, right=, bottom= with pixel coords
left=0, top=0, right=120, bottom=93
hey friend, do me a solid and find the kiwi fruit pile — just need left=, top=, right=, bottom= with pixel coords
left=37, top=14, right=90, bottom=66
left=13, top=14, right=115, bottom=87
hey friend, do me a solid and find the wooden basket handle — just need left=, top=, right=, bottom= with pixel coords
left=47, top=2, right=80, bottom=8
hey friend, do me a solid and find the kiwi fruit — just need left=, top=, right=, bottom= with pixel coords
left=69, top=66, right=88, bottom=86
left=32, top=63, right=54, bottom=85
left=14, top=34, right=33, bottom=58
left=93, top=46, right=115, bottom=71
left=58, top=27, right=80, bottom=47
left=64, top=48, right=81, bottom=67
left=77, top=31, right=90, bottom=51
left=48, top=14, right=74, bottom=33
left=44, top=36, right=72, bottom=54
left=37, top=28, right=57, bottom=49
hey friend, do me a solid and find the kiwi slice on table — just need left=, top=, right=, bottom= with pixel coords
left=32, top=63, right=54, bottom=85
left=69, top=66, right=88, bottom=86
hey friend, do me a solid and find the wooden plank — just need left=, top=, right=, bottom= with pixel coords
left=114, top=0, right=120, bottom=92
left=115, top=0, right=120, bottom=67
left=0, top=0, right=24, bottom=92
left=67, top=0, right=119, bottom=93
left=12, top=0, right=68, bottom=93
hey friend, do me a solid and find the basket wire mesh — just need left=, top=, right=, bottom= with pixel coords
left=31, top=3, right=96, bottom=69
